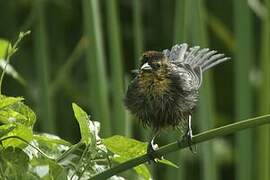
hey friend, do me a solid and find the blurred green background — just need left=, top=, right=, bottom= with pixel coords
left=0, top=0, right=269, bottom=179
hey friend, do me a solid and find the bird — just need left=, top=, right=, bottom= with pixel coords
left=124, top=43, right=229, bottom=159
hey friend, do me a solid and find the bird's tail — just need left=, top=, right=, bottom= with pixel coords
left=164, top=43, right=230, bottom=72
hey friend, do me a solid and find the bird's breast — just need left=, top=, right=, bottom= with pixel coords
left=137, top=73, right=171, bottom=96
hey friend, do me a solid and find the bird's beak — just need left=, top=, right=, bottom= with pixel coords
left=141, top=62, right=152, bottom=72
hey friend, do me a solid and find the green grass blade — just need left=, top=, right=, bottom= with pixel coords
left=207, top=13, right=234, bottom=51
left=132, top=0, right=150, bottom=141
left=257, top=0, right=270, bottom=179
left=233, top=0, right=253, bottom=180
left=165, top=0, right=188, bottom=179
left=33, top=0, right=55, bottom=133
left=82, top=0, right=111, bottom=137
left=105, top=0, right=126, bottom=135
left=133, top=0, right=144, bottom=66
left=173, top=0, right=187, bottom=43
left=190, top=1, right=218, bottom=180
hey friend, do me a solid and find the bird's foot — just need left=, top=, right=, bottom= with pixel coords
left=147, top=137, right=162, bottom=163
left=178, top=130, right=197, bottom=154
left=186, top=130, right=196, bottom=154
left=186, top=115, right=196, bottom=153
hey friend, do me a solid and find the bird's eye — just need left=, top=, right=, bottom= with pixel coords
left=140, top=55, right=148, bottom=64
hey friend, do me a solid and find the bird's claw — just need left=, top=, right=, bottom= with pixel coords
left=186, top=131, right=196, bottom=154
left=177, top=132, right=196, bottom=154
left=147, top=137, right=162, bottom=163
left=178, top=115, right=196, bottom=153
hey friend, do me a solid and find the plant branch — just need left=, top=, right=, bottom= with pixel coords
left=91, top=114, right=270, bottom=180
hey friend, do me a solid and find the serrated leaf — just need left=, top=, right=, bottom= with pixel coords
left=0, top=39, right=11, bottom=58
left=72, top=103, right=93, bottom=145
left=0, top=96, right=24, bottom=109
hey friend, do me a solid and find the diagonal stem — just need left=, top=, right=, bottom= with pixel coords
left=91, top=114, right=270, bottom=180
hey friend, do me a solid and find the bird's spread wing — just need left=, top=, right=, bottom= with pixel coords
left=174, top=63, right=202, bottom=90
left=163, top=43, right=229, bottom=89
left=163, top=43, right=229, bottom=72
left=163, top=43, right=188, bottom=62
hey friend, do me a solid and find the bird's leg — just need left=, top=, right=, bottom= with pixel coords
left=178, top=115, right=196, bottom=153
left=186, top=115, right=196, bottom=153
left=147, top=133, right=160, bottom=163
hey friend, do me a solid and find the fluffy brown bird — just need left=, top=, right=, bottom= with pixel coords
left=124, top=43, right=229, bottom=156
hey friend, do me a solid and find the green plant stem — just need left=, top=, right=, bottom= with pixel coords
left=56, top=141, right=84, bottom=162
left=0, top=31, right=30, bottom=94
left=0, top=46, right=11, bottom=95
left=0, top=136, right=53, bottom=160
left=91, top=114, right=270, bottom=180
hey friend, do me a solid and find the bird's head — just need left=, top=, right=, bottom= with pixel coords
left=139, top=51, right=170, bottom=78
left=138, top=51, right=172, bottom=95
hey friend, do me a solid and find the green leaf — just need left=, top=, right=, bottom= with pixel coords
left=157, top=159, right=179, bottom=168
left=30, top=134, right=71, bottom=159
left=0, top=124, right=16, bottom=138
left=0, top=96, right=24, bottom=110
left=0, top=146, right=29, bottom=178
left=114, top=156, right=151, bottom=180
left=1, top=124, right=33, bottom=148
left=34, top=134, right=71, bottom=147
left=103, top=135, right=179, bottom=179
left=103, top=135, right=147, bottom=157
left=72, top=103, right=93, bottom=145
left=0, top=60, right=26, bottom=85
left=0, top=39, right=11, bottom=59
left=30, top=158, right=67, bottom=179
left=11, top=101, right=36, bottom=127
left=103, top=135, right=151, bottom=179
left=0, top=101, right=36, bottom=128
